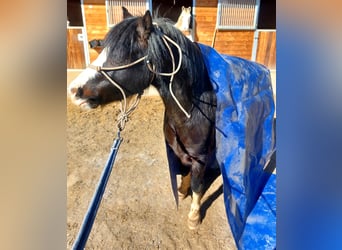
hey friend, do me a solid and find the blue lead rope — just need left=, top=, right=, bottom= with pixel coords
left=72, top=132, right=123, bottom=250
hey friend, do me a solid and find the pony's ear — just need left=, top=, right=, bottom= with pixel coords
left=122, top=6, right=133, bottom=19
left=136, top=10, right=153, bottom=47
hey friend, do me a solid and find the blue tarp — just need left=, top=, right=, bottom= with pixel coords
left=199, top=43, right=276, bottom=249
left=167, top=43, right=276, bottom=250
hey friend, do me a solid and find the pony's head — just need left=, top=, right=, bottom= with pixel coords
left=69, top=9, right=200, bottom=112
left=68, top=11, right=154, bottom=109
left=175, top=6, right=191, bottom=31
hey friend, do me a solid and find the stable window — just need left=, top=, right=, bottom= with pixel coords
left=257, top=0, right=276, bottom=29
left=216, top=0, right=260, bottom=30
left=106, top=0, right=152, bottom=27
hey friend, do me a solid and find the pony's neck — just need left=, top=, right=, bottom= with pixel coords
left=174, top=12, right=190, bottom=31
left=147, top=22, right=210, bottom=118
left=153, top=75, right=193, bottom=117
left=174, top=17, right=183, bottom=30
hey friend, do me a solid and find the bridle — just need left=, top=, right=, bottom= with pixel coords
left=88, top=56, right=149, bottom=131
left=88, top=23, right=191, bottom=131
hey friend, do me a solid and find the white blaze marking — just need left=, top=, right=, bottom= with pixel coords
left=68, top=47, right=109, bottom=105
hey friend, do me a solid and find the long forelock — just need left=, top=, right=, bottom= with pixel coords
left=103, top=17, right=146, bottom=64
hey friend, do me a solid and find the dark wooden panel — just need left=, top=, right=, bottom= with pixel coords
left=256, top=31, right=276, bottom=69
left=194, top=6, right=217, bottom=45
left=212, top=31, right=253, bottom=60
left=83, top=0, right=105, bottom=4
left=196, top=0, right=218, bottom=7
left=67, top=0, right=83, bottom=26
left=67, top=28, right=86, bottom=69
left=84, top=4, right=109, bottom=62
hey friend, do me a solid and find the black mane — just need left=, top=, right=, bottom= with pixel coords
left=103, top=15, right=212, bottom=101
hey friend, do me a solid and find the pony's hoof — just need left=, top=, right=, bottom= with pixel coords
left=187, top=209, right=201, bottom=230
left=187, top=216, right=201, bottom=230
left=178, top=190, right=189, bottom=200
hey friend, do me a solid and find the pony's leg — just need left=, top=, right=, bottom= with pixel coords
left=188, top=191, right=202, bottom=230
left=178, top=171, right=191, bottom=199
left=187, top=164, right=205, bottom=230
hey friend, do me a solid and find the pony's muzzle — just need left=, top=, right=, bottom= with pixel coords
left=69, top=87, right=84, bottom=99
left=75, top=87, right=83, bottom=98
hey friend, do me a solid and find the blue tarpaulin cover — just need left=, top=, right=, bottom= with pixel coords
left=166, top=43, right=276, bottom=250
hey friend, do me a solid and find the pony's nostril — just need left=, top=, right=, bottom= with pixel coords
left=75, top=87, right=83, bottom=97
left=70, top=87, right=78, bottom=94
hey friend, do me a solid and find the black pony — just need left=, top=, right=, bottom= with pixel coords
left=68, top=10, right=217, bottom=229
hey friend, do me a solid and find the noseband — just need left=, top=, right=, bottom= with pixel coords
left=88, top=23, right=190, bottom=130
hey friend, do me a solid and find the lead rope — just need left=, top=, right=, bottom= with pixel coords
left=72, top=129, right=122, bottom=250
left=88, top=56, right=147, bottom=131
left=100, top=71, right=142, bottom=131
left=73, top=61, right=145, bottom=250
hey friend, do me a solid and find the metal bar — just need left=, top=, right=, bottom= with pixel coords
left=80, top=0, right=90, bottom=66
left=72, top=133, right=123, bottom=250
left=253, top=0, right=261, bottom=29
left=106, top=0, right=149, bottom=27
left=251, top=30, right=259, bottom=61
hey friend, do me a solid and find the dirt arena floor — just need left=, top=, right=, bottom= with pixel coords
left=67, top=71, right=236, bottom=249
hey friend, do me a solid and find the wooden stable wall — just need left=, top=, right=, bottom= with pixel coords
left=195, top=0, right=276, bottom=69
left=256, top=31, right=276, bottom=69
left=67, top=28, right=86, bottom=69
left=212, top=30, right=254, bottom=60
left=79, top=0, right=275, bottom=70
left=83, top=0, right=110, bottom=62
left=195, top=1, right=217, bottom=45
left=196, top=0, right=259, bottom=61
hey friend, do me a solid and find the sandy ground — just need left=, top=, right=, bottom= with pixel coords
left=67, top=71, right=236, bottom=249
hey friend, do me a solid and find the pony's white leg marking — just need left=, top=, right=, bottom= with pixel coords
left=178, top=172, right=191, bottom=199
left=188, top=191, right=202, bottom=230
left=68, top=48, right=109, bottom=106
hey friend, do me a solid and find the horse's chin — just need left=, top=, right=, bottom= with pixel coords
left=79, top=101, right=98, bottom=110
left=70, top=96, right=99, bottom=110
